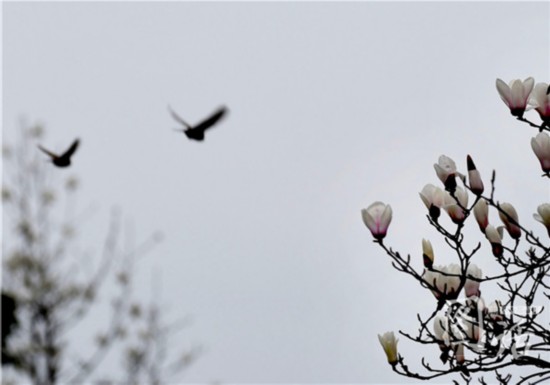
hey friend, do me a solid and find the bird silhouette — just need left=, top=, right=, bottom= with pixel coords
left=38, top=139, right=79, bottom=167
left=169, top=105, right=228, bottom=141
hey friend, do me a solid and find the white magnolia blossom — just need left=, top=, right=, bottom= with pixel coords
left=434, top=155, right=459, bottom=191
left=473, top=199, right=489, bottom=232
left=496, top=77, right=534, bottom=117
left=378, top=331, right=399, bottom=365
left=465, top=264, right=482, bottom=298
left=531, top=132, right=550, bottom=173
left=361, top=201, right=392, bottom=240
left=419, top=184, right=445, bottom=220
left=498, top=202, right=521, bottom=239
left=424, top=264, right=462, bottom=300
left=534, top=203, right=550, bottom=236
left=443, top=187, right=468, bottom=224
left=528, top=82, right=550, bottom=123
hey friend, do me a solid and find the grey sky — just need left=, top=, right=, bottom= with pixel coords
left=3, top=1, right=550, bottom=383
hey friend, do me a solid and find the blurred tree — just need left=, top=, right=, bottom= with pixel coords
left=2, top=122, right=200, bottom=385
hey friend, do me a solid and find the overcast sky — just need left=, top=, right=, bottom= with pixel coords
left=3, top=1, right=550, bottom=383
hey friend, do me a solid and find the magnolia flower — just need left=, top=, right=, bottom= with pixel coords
left=465, top=264, right=482, bottom=298
left=528, top=82, right=550, bottom=124
left=361, top=202, right=392, bottom=240
left=498, top=202, right=521, bottom=239
left=496, top=77, right=534, bottom=118
left=434, top=155, right=459, bottom=192
left=378, top=331, right=399, bottom=365
left=419, top=184, right=445, bottom=221
left=443, top=187, right=468, bottom=224
left=466, top=155, right=484, bottom=195
left=424, top=264, right=462, bottom=300
left=422, top=239, right=434, bottom=268
left=485, top=225, right=503, bottom=257
left=534, top=203, right=550, bottom=236
left=531, top=132, right=550, bottom=173
left=473, top=199, right=489, bottom=233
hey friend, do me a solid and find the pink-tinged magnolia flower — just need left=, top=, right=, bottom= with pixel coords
left=485, top=225, right=503, bottom=257
left=534, top=203, right=550, bottom=237
left=443, top=187, right=468, bottom=224
left=466, top=155, right=484, bottom=195
left=361, top=202, right=392, bottom=240
left=465, top=264, right=482, bottom=298
left=473, top=199, right=489, bottom=233
left=498, top=202, right=521, bottom=239
left=434, top=155, right=458, bottom=192
left=422, top=239, right=434, bottom=268
left=496, top=77, right=534, bottom=118
left=378, top=331, right=399, bottom=366
left=531, top=132, right=550, bottom=173
left=528, top=82, right=550, bottom=124
left=420, top=184, right=445, bottom=221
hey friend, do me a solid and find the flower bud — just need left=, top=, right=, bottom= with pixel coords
left=485, top=225, right=503, bottom=257
left=466, top=155, right=484, bottom=195
left=496, top=77, right=534, bottom=118
left=473, top=199, right=489, bottom=233
left=464, top=264, right=482, bottom=298
left=422, top=239, right=434, bottom=268
left=443, top=187, right=468, bottom=224
left=498, top=202, right=521, bottom=239
left=531, top=132, right=550, bottom=173
left=534, top=203, right=550, bottom=237
left=361, top=202, right=392, bottom=240
left=377, top=331, right=399, bottom=366
left=455, top=343, right=465, bottom=364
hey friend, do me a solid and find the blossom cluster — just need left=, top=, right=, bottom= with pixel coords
left=496, top=77, right=550, bottom=173
left=363, top=77, right=550, bottom=367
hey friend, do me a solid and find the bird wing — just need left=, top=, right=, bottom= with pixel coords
left=38, top=145, right=58, bottom=158
left=193, top=106, right=228, bottom=132
left=62, top=139, right=80, bottom=158
left=168, top=105, right=191, bottom=128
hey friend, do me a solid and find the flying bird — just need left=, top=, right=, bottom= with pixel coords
left=38, top=139, right=80, bottom=167
left=169, top=105, right=228, bottom=141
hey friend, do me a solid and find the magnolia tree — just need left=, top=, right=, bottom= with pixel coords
left=363, top=78, right=550, bottom=384
left=2, top=124, right=199, bottom=385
